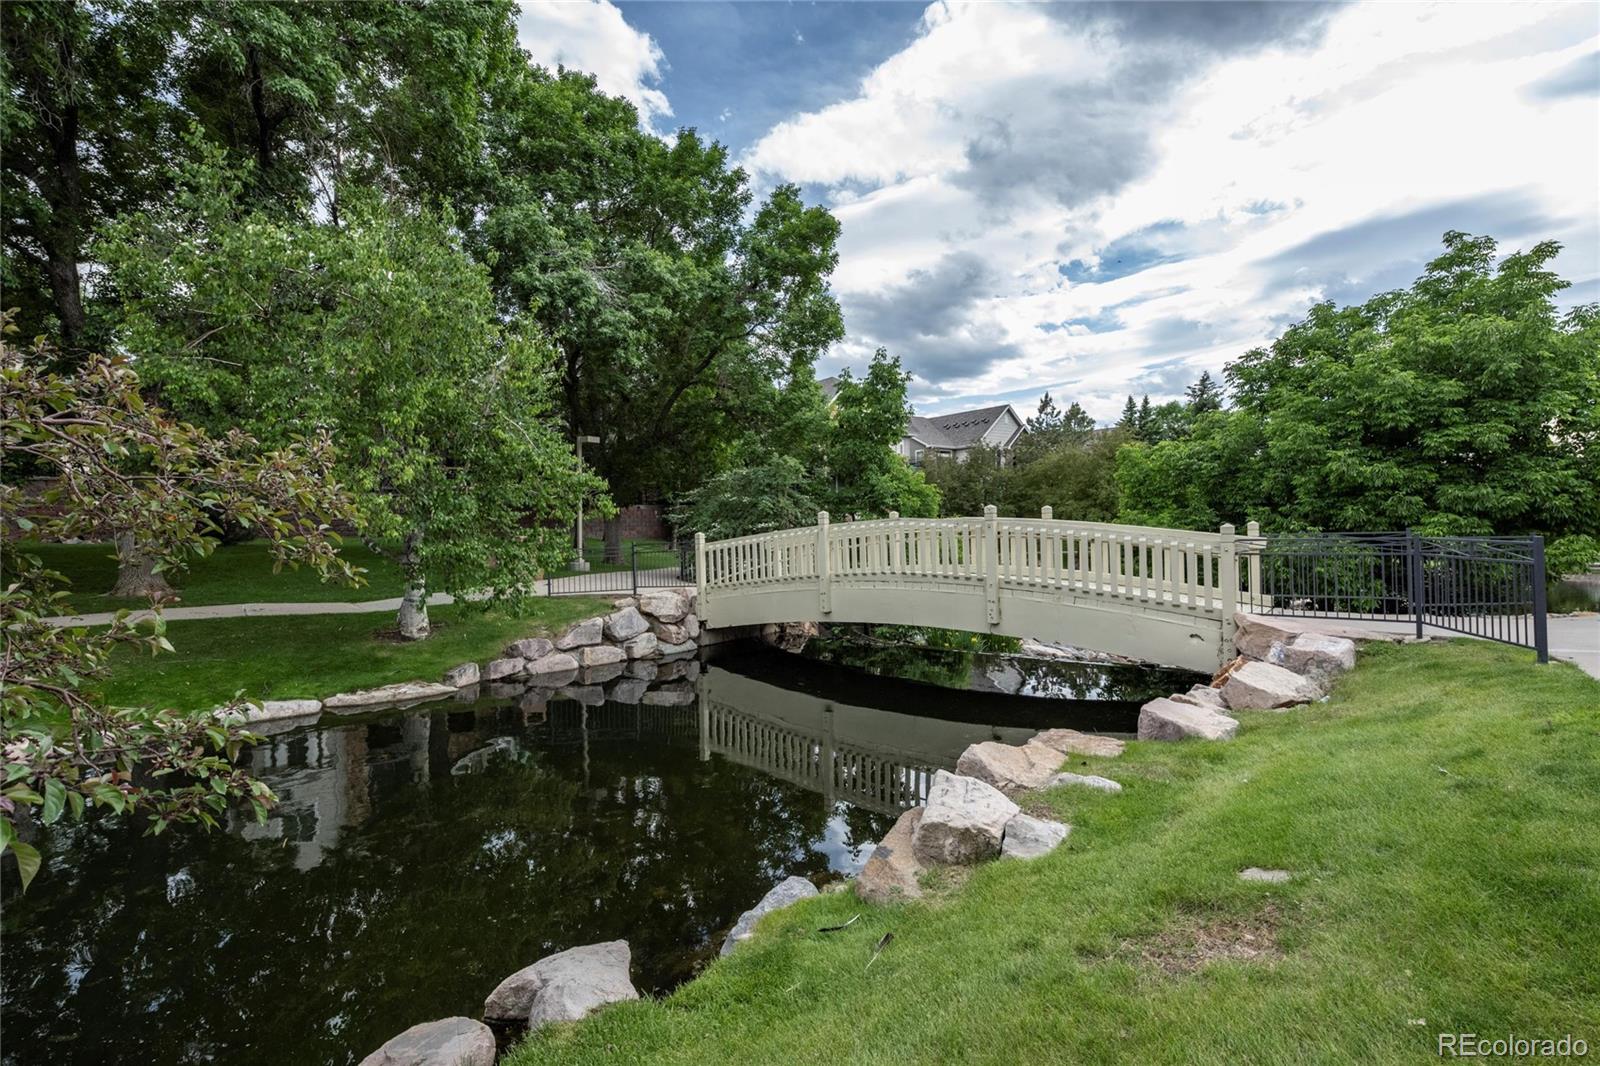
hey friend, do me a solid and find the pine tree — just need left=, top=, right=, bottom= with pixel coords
left=1118, top=395, right=1139, bottom=431
left=1136, top=395, right=1153, bottom=441
left=1185, top=370, right=1223, bottom=414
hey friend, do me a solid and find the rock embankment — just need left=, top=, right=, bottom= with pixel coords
left=232, top=590, right=703, bottom=731
left=1136, top=613, right=1363, bottom=742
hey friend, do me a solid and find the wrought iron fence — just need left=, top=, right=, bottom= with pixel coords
left=1237, top=532, right=1549, bottom=662
left=544, top=539, right=695, bottom=598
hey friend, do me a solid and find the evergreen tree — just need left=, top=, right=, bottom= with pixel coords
left=1118, top=395, right=1139, bottom=431
left=1136, top=395, right=1154, bottom=442
left=1185, top=370, right=1223, bottom=414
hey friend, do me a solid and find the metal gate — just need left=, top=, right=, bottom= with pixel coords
left=1236, top=532, right=1549, bottom=662
left=545, top=539, right=695, bottom=599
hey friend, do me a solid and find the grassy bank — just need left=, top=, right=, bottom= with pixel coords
left=508, top=641, right=1600, bottom=1066
left=98, top=599, right=610, bottom=710
left=21, top=536, right=657, bottom=613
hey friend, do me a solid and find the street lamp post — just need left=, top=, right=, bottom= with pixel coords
left=572, top=434, right=601, bottom=572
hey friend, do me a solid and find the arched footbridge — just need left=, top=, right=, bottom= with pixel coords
left=694, top=509, right=1261, bottom=673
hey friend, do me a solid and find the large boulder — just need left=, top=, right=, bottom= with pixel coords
left=855, top=807, right=925, bottom=905
left=954, top=740, right=1062, bottom=793
left=603, top=607, right=649, bottom=642
left=1030, top=728, right=1126, bottom=759
left=554, top=618, right=604, bottom=650
left=578, top=644, right=625, bottom=668
left=483, top=940, right=639, bottom=1030
left=506, top=637, right=554, bottom=661
left=1137, top=697, right=1240, bottom=741
left=1221, top=660, right=1323, bottom=710
left=324, top=681, right=456, bottom=710
left=638, top=589, right=689, bottom=623
left=245, top=699, right=323, bottom=723
left=527, top=651, right=579, bottom=676
left=1233, top=613, right=1303, bottom=661
left=625, top=659, right=658, bottom=681
left=1172, top=684, right=1227, bottom=710
left=1000, top=813, right=1070, bottom=860
left=441, top=663, right=479, bottom=689
left=484, top=656, right=524, bottom=681
left=607, top=677, right=650, bottom=704
left=579, top=661, right=625, bottom=686
left=721, top=876, right=818, bottom=955
left=358, top=1017, right=496, bottom=1066
left=1268, top=633, right=1356, bottom=680
left=622, top=632, right=659, bottom=659
left=912, top=770, right=1019, bottom=865
left=658, top=639, right=698, bottom=657
left=650, top=619, right=694, bottom=645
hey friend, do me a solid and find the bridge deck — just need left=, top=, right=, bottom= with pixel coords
left=696, top=512, right=1252, bottom=672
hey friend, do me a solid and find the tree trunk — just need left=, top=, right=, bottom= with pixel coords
left=110, top=533, right=176, bottom=601
left=41, top=12, right=87, bottom=353
left=396, top=577, right=430, bottom=640
left=395, top=531, right=430, bottom=640
left=603, top=515, right=624, bottom=565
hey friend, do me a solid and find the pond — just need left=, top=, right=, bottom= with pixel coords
left=1, top=641, right=1200, bottom=1065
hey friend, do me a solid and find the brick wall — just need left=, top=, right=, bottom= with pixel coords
left=582, top=503, right=669, bottom=542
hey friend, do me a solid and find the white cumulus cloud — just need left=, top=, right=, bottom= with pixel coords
left=517, top=1, right=672, bottom=127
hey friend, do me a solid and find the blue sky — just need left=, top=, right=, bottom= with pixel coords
left=518, top=1, right=1600, bottom=420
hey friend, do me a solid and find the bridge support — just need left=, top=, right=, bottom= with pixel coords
left=1219, top=523, right=1238, bottom=653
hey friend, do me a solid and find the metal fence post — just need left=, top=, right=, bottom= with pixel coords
left=1245, top=520, right=1261, bottom=607
left=1407, top=530, right=1425, bottom=639
left=630, top=542, right=639, bottom=597
left=1531, top=535, right=1549, bottom=664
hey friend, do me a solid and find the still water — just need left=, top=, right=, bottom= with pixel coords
left=2, top=643, right=1197, bottom=1065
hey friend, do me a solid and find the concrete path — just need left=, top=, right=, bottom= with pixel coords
left=40, top=571, right=692, bottom=628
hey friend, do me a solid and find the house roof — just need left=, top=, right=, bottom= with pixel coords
left=923, top=404, right=1020, bottom=448
left=904, top=415, right=959, bottom=450
left=817, top=376, right=841, bottom=403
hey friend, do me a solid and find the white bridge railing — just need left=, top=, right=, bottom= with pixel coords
left=694, top=509, right=1261, bottom=663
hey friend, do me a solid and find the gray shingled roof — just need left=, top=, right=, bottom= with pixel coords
left=905, top=415, right=959, bottom=449
left=924, top=405, right=1015, bottom=448
left=817, top=375, right=840, bottom=402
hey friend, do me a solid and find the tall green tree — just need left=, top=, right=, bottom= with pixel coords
left=1185, top=370, right=1223, bottom=414
left=1120, top=232, right=1600, bottom=537
left=101, top=171, right=603, bottom=637
left=825, top=350, right=939, bottom=518
left=478, top=69, right=845, bottom=559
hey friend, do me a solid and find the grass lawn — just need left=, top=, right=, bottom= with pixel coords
left=20, top=536, right=671, bottom=612
left=97, top=598, right=611, bottom=710
left=507, top=641, right=1600, bottom=1066
left=19, top=539, right=408, bottom=613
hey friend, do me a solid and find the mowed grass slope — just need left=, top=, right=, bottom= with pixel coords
left=98, top=599, right=611, bottom=710
left=507, top=642, right=1600, bottom=1066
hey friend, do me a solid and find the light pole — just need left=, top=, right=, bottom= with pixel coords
left=572, top=434, right=601, bottom=572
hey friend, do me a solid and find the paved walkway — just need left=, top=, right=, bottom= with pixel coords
left=40, top=571, right=693, bottom=628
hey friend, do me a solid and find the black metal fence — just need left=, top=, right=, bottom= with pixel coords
left=1237, top=532, right=1549, bottom=662
left=545, top=539, right=695, bottom=598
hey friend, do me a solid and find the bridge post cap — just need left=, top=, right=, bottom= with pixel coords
left=1246, top=519, right=1260, bottom=535
left=1041, top=505, right=1053, bottom=519
left=983, top=504, right=998, bottom=518
left=817, top=510, right=830, bottom=523
left=888, top=511, right=899, bottom=519
left=1220, top=522, right=1235, bottom=535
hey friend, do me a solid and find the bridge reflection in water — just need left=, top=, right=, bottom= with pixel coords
left=695, top=666, right=1038, bottom=817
